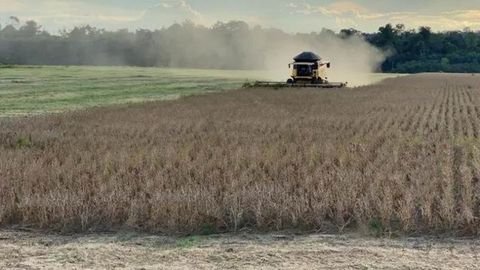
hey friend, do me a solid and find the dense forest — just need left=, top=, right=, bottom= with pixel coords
left=363, top=24, right=480, bottom=73
left=1, top=18, right=480, bottom=73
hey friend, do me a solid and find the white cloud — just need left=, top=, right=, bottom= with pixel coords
left=0, top=0, right=146, bottom=31
left=293, top=1, right=368, bottom=16
left=287, top=3, right=298, bottom=9
left=290, top=0, right=480, bottom=31
left=0, top=0, right=26, bottom=12
left=148, top=0, right=206, bottom=24
left=2, top=0, right=480, bottom=33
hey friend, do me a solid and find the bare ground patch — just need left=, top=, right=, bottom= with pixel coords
left=1, top=229, right=479, bottom=269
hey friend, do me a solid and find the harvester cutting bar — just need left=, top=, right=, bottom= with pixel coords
left=252, top=81, right=347, bottom=88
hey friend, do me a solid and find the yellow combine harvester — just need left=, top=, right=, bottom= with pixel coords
left=254, top=51, right=347, bottom=88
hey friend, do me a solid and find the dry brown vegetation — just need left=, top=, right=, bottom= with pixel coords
left=2, top=74, right=480, bottom=235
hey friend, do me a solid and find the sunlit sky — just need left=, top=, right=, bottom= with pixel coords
left=1, top=0, right=480, bottom=33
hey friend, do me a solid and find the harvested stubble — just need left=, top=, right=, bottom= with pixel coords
left=2, top=73, right=480, bottom=235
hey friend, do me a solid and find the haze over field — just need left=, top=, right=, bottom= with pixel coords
left=0, top=1, right=478, bottom=91
left=3, top=1, right=480, bottom=82
left=0, top=19, right=387, bottom=85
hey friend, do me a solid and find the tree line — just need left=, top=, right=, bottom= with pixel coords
left=362, top=24, right=480, bottom=73
left=1, top=19, right=480, bottom=73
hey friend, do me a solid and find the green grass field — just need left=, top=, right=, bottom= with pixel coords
left=0, top=66, right=265, bottom=116
left=0, top=65, right=401, bottom=116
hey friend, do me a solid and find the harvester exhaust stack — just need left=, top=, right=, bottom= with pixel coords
left=252, top=51, right=347, bottom=88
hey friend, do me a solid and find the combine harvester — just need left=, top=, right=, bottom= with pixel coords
left=254, top=51, right=347, bottom=88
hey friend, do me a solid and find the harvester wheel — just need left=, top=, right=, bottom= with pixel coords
left=287, top=78, right=294, bottom=84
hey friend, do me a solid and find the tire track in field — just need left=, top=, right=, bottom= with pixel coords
left=452, top=83, right=463, bottom=137
left=336, top=119, right=354, bottom=138
left=380, top=109, right=400, bottom=136
left=463, top=87, right=480, bottom=138
left=363, top=106, right=403, bottom=189
left=436, top=85, right=449, bottom=136
left=464, top=87, right=479, bottom=138
left=445, top=84, right=455, bottom=138
left=401, top=103, right=421, bottom=134
left=361, top=104, right=393, bottom=138
left=410, top=104, right=428, bottom=137
left=341, top=106, right=386, bottom=139
left=396, top=107, right=412, bottom=135
left=465, top=87, right=474, bottom=104
left=362, top=107, right=392, bottom=137
left=467, top=104, right=479, bottom=138
left=457, top=86, right=469, bottom=137
left=461, top=86, right=473, bottom=137
left=427, top=85, right=448, bottom=136
left=417, top=94, right=438, bottom=137
left=397, top=105, right=413, bottom=134
left=381, top=100, right=409, bottom=136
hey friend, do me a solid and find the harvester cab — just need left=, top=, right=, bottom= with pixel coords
left=288, top=52, right=331, bottom=84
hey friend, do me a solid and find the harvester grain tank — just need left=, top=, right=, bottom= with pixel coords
left=253, top=51, right=347, bottom=88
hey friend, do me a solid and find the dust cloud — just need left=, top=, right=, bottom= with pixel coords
left=0, top=20, right=387, bottom=86
left=261, top=33, right=387, bottom=86
left=157, top=22, right=388, bottom=86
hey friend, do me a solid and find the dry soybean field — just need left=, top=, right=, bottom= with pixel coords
left=1, top=73, right=480, bottom=236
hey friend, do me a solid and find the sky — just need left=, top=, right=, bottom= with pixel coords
left=1, top=0, right=480, bottom=33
